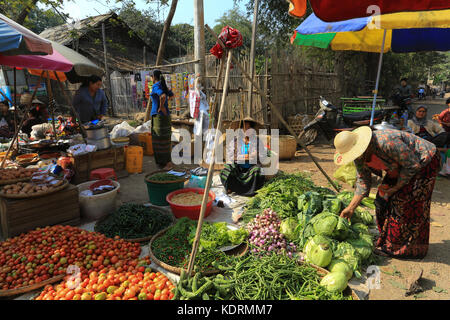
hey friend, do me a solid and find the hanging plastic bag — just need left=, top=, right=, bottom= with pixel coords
left=439, top=150, right=450, bottom=176
left=334, top=161, right=357, bottom=187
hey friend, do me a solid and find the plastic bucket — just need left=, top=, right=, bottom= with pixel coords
left=125, top=146, right=143, bottom=173
left=138, top=133, right=154, bottom=156
left=166, top=188, right=216, bottom=220
left=77, top=180, right=120, bottom=221
left=145, top=179, right=184, bottom=206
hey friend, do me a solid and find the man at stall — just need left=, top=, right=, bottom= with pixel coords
left=408, top=105, right=450, bottom=148
left=336, top=126, right=439, bottom=259
left=150, top=69, right=174, bottom=170
left=0, top=100, right=14, bottom=138
left=220, top=118, right=265, bottom=197
left=72, top=75, right=108, bottom=123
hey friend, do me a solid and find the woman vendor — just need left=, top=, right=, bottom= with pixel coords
left=335, top=126, right=439, bottom=258
left=72, top=75, right=108, bottom=123
left=150, top=69, right=174, bottom=170
left=408, top=105, right=450, bottom=148
left=220, top=118, right=265, bottom=197
left=0, top=100, right=14, bottom=138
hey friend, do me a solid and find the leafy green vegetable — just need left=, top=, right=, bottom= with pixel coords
left=361, top=197, right=375, bottom=209
left=333, top=242, right=362, bottom=277
left=352, top=207, right=375, bottom=226
left=280, top=217, right=300, bottom=241
left=298, top=191, right=324, bottom=216
left=320, top=272, right=348, bottom=293
left=351, top=223, right=370, bottom=235
left=322, top=198, right=342, bottom=215
left=188, top=221, right=248, bottom=250
left=304, top=235, right=333, bottom=267
left=328, top=259, right=353, bottom=281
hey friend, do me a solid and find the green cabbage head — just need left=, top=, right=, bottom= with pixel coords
left=304, top=235, right=333, bottom=267
left=328, top=259, right=353, bottom=281
left=280, top=217, right=300, bottom=241
left=320, top=272, right=348, bottom=293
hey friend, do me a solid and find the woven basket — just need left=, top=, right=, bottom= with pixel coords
left=0, top=274, right=65, bottom=297
left=0, top=179, right=69, bottom=199
left=148, top=227, right=248, bottom=276
left=0, top=177, right=31, bottom=185
left=278, top=135, right=297, bottom=160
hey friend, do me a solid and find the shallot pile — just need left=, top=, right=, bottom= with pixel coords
left=246, top=208, right=297, bottom=257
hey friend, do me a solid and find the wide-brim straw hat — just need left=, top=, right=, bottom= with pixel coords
left=32, top=99, right=45, bottom=105
left=229, top=116, right=264, bottom=130
left=333, top=126, right=372, bottom=166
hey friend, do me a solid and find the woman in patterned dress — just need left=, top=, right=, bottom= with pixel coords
left=334, top=126, right=440, bottom=258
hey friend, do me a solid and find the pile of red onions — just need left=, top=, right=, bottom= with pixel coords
left=246, top=208, right=297, bottom=258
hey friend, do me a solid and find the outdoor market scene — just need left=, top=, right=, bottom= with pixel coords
left=0, top=0, right=449, bottom=303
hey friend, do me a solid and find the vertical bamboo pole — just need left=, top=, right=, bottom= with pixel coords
left=247, top=0, right=260, bottom=116
left=46, top=72, right=57, bottom=141
left=102, top=22, right=114, bottom=117
left=186, top=50, right=233, bottom=276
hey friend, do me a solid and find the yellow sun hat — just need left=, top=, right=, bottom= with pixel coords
left=334, top=126, right=373, bottom=166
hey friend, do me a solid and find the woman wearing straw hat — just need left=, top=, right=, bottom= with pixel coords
left=220, top=117, right=265, bottom=197
left=334, top=126, right=440, bottom=258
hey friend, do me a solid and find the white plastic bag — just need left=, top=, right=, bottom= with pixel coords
left=110, top=121, right=135, bottom=139
left=439, top=150, right=450, bottom=176
left=133, top=120, right=152, bottom=133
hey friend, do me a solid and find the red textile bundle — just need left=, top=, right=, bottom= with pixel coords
left=210, top=26, right=243, bottom=59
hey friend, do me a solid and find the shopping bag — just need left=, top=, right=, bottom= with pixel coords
left=333, top=161, right=357, bottom=187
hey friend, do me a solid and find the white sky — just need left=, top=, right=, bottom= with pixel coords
left=52, top=0, right=247, bottom=26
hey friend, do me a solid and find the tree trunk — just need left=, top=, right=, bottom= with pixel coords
left=16, top=0, right=39, bottom=25
left=155, top=0, right=179, bottom=66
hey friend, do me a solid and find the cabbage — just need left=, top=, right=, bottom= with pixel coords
left=311, top=212, right=350, bottom=241
left=333, top=242, right=361, bottom=274
left=322, top=198, right=342, bottom=215
left=347, top=235, right=373, bottom=262
left=328, top=259, right=353, bottom=281
left=304, top=235, right=333, bottom=267
left=280, top=217, right=300, bottom=241
left=320, top=272, right=348, bottom=293
left=352, top=207, right=374, bottom=226
left=351, top=223, right=370, bottom=235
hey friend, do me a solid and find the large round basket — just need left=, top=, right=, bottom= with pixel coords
left=94, top=205, right=175, bottom=243
left=299, top=261, right=360, bottom=300
left=279, top=135, right=297, bottom=160
left=148, top=226, right=248, bottom=276
left=0, top=274, right=65, bottom=297
left=0, top=177, right=31, bottom=185
left=0, top=179, right=69, bottom=199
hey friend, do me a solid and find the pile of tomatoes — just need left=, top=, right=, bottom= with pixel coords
left=0, top=225, right=142, bottom=290
left=35, top=263, right=175, bottom=300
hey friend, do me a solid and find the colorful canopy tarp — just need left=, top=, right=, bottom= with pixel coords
left=291, top=13, right=450, bottom=53
left=0, top=50, right=72, bottom=72
left=0, top=13, right=53, bottom=55
left=28, top=41, right=103, bottom=83
left=287, top=0, right=450, bottom=22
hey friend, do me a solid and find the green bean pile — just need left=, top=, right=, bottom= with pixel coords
left=214, top=252, right=351, bottom=300
left=95, top=203, right=173, bottom=239
left=147, top=172, right=183, bottom=182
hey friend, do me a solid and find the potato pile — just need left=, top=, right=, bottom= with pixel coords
left=2, top=173, right=65, bottom=196
left=0, top=168, right=38, bottom=181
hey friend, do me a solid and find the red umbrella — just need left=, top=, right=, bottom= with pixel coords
left=287, top=0, right=450, bottom=21
left=0, top=50, right=73, bottom=73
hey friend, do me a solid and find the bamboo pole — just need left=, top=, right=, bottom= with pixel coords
left=205, top=24, right=340, bottom=192
left=1, top=71, right=45, bottom=168
left=247, top=0, right=260, bottom=116
left=186, top=50, right=233, bottom=277
left=210, top=56, right=226, bottom=128
left=53, top=71, right=88, bottom=143
left=46, top=72, right=57, bottom=141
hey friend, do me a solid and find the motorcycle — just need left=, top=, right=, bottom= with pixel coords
left=298, top=97, right=386, bottom=146
left=418, top=88, right=426, bottom=100
left=391, top=92, right=413, bottom=117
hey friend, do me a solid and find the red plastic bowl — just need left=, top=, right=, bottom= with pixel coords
left=166, top=188, right=216, bottom=220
